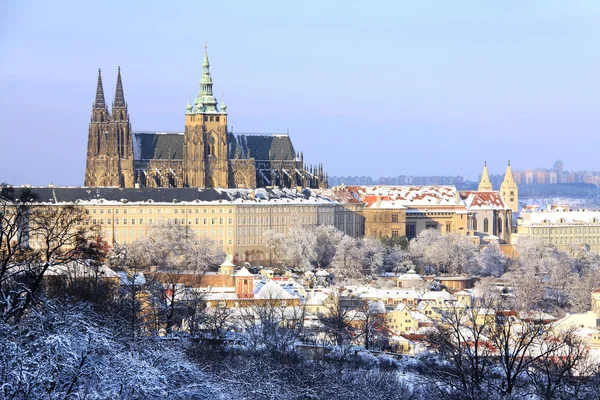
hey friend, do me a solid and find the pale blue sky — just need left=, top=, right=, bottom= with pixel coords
left=1, top=1, right=599, bottom=185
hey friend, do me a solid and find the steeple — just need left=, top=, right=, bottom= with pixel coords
left=501, top=160, right=515, bottom=187
left=500, top=160, right=519, bottom=212
left=478, top=161, right=493, bottom=191
left=94, top=69, right=106, bottom=109
left=194, top=43, right=218, bottom=113
left=113, top=66, right=126, bottom=107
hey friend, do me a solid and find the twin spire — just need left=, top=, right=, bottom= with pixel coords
left=93, top=67, right=127, bottom=110
left=478, top=161, right=515, bottom=192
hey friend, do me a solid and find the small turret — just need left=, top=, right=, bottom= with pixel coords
left=220, top=90, right=227, bottom=113
left=186, top=96, right=193, bottom=114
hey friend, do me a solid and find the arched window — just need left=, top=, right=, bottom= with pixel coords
left=498, top=217, right=502, bottom=234
left=483, top=218, right=489, bottom=233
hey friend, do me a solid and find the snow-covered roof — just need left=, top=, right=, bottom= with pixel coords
left=6, top=186, right=336, bottom=206
left=354, top=287, right=422, bottom=300
left=460, top=191, right=509, bottom=211
left=346, top=185, right=464, bottom=209
left=46, top=262, right=119, bottom=278
left=234, top=267, right=254, bottom=277
left=397, top=269, right=423, bottom=281
left=220, top=258, right=235, bottom=268
left=254, top=280, right=295, bottom=300
left=421, top=290, right=456, bottom=302
left=520, top=210, right=600, bottom=226
left=305, top=290, right=330, bottom=306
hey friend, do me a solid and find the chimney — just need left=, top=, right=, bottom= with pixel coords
left=376, top=195, right=381, bottom=208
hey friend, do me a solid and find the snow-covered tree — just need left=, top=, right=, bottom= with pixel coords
left=313, top=224, right=344, bottom=269
left=331, top=235, right=364, bottom=283
left=1, top=185, right=102, bottom=323
left=409, top=230, right=478, bottom=275
left=478, top=241, right=508, bottom=277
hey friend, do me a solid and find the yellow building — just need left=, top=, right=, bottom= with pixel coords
left=313, top=187, right=365, bottom=238
left=514, top=209, right=600, bottom=254
left=385, top=303, right=420, bottom=333
left=346, top=185, right=473, bottom=239
left=13, top=186, right=364, bottom=265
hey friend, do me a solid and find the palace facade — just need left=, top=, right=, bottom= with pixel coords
left=84, top=47, right=327, bottom=190
left=13, top=186, right=362, bottom=264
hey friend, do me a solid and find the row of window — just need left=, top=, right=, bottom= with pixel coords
left=532, top=227, right=600, bottom=234
left=90, top=207, right=234, bottom=215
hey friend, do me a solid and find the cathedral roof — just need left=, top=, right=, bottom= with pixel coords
left=235, top=134, right=296, bottom=161
left=133, top=132, right=184, bottom=160
left=132, top=132, right=297, bottom=163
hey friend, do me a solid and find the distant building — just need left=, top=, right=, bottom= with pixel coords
left=514, top=207, right=600, bottom=253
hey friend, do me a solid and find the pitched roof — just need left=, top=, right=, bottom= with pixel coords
left=347, top=185, right=463, bottom=209
left=132, top=132, right=297, bottom=162
left=460, top=191, right=509, bottom=210
left=235, top=134, right=296, bottom=161
left=254, top=280, right=294, bottom=299
left=9, top=186, right=335, bottom=206
left=133, top=132, right=184, bottom=160
left=234, top=267, right=254, bottom=277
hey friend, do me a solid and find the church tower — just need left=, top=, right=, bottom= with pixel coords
left=110, top=67, right=135, bottom=188
left=84, top=68, right=135, bottom=188
left=478, top=161, right=493, bottom=191
left=184, top=45, right=229, bottom=188
left=500, top=161, right=519, bottom=212
left=84, top=69, right=120, bottom=187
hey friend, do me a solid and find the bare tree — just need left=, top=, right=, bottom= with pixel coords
left=1, top=186, right=100, bottom=322
left=356, top=300, right=385, bottom=350
left=492, top=315, right=575, bottom=396
left=202, top=302, right=235, bottom=338
left=421, top=300, right=497, bottom=400
left=319, top=292, right=356, bottom=347
left=239, top=286, right=306, bottom=354
left=528, top=327, right=593, bottom=400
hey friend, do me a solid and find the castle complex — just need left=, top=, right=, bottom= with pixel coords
left=84, top=47, right=327, bottom=190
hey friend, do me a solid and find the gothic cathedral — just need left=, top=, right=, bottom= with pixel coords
left=84, top=46, right=327, bottom=190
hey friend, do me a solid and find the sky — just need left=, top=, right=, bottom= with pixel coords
left=1, top=0, right=599, bottom=186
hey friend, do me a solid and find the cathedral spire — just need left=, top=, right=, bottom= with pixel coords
left=94, top=68, right=106, bottom=109
left=478, top=161, right=493, bottom=191
left=194, top=42, right=218, bottom=113
left=113, top=66, right=126, bottom=107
